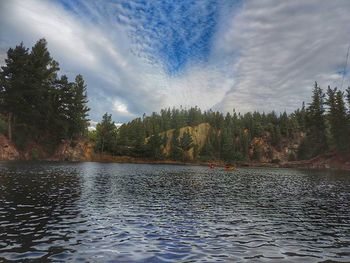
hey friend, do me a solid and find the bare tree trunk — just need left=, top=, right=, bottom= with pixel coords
left=8, top=112, right=12, bottom=141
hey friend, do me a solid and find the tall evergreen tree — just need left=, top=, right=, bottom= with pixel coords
left=301, top=82, right=328, bottom=158
left=27, top=39, right=59, bottom=134
left=67, top=74, right=90, bottom=139
left=0, top=43, right=30, bottom=140
left=170, top=129, right=182, bottom=160
left=326, top=87, right=349, bottom=153
left=146, top=133, right=165, bottom=159
left=335, top=90, right=349, bottom=151
left=220, top=128, right=234, bottom=161
left=179, top=131, right=194, bottom=151
left=95, top=113, right=117, bottom=154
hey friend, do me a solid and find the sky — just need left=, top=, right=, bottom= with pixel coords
left=0, top=0, right=350, bottom=125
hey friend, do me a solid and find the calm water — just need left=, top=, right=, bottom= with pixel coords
left=0, top=162, right=349, bottom=262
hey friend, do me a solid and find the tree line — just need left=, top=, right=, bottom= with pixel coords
left=0, top=39, right=89, bottom=151
left=1, top=40, right=349, bottom=161
left=91, top=82, right=350, bottom=162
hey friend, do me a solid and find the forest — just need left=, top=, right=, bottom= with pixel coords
left=91, top=83, right=350, bottom=162
left=1, top=39, right=350, bottom=162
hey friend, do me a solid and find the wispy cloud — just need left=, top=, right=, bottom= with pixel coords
left=0, top=0, right=349, bottom=123
left=218, top=0, right=350, bottom=113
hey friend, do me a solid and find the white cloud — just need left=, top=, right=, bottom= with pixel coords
left=1, top=0, right=350, bottom=125
left=88, top=120, right=98, bottom=131
left=113, top=100, right=133, bottom=117
left=216, top=0, right=350, bottom=113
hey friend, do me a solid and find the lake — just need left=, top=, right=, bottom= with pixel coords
left=0, top=162, right=349, bottom=262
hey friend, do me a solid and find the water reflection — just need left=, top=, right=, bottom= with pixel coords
left=0, top=162, right=349, bottom=262
left=0, top=162, right=83, bottom=261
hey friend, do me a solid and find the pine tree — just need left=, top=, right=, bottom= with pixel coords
left=271, top=126, right=282, bottom=149
left=95, top=113, right=117, bottom=154
left=50, top=75, right=71, bottom=140
left=170, top=129, right=182, bottom=160
left=240, top=128, right=250, bottom=160
left=0, top=43, right=30, bottom=140
left=326, top=87, right=337, bottom=149
left=220, top=128, right=234, bottom=161
left=146, top=133, right=164, bottom=159
left=336, top=90, right=349, bottom=150
left=27, top=39, right=59, bottom=135
left=67, top=74, right=90, bottom=139
left=301, top=82, right=328, bottom=159
left=0, top=39, right=90, bottom=152
left=200, top=130, right=215, bottom=160
left=179, top=131, right=194, bottom=151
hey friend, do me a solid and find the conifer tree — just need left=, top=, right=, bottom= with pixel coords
left=170, top=129, right=182, bottom=160
left=27, top=39, right=59, bottom=133
left=0, top=39, right=90, bottom=151
left=146, top=133, right=165, bottom=159
left=336, top=90, right=349, bottom=149
left=0, top=43, right=29, bottom=140
left=95, top=113, right=117, bottom=154
left=220, top=128, right=234, bottom=161
left=68, top=74, right=90, bottom=139
left=179, top=131, right=194, bottom=151
left=302, top=82, right=328, bottom=158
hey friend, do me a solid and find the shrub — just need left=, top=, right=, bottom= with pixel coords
left=31, top=148, right=39, bottom=160
left=0, top=117, right=7, bottom=134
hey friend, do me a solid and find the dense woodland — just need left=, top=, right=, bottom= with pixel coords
left=91, top=82, right=350, bottom=162
left=1, top=40, right=350, bottom=162
left=0, top=39, right=89, bottom=153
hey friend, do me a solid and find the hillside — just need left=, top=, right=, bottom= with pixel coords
left=1, top=127, right=349, bottom=171
left=0, top=134, right=19, bottom=160
left=158, top=123, right=211, bottom=160
left=0, top=134, right=93, bottom=162
left=155, top=122, right=303, bottom=163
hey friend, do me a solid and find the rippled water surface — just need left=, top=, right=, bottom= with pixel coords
left=0, top=162, right=350, bottom=262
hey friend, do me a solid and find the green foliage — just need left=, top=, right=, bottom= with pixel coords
left=300, top=82, right=328, bottom=158
left=231, top=151, right=245, bottom=162
left=145, top=133, right=165, bottom=159
left=271, top=126, right=282, bottom=148
left=0, top=117, right=7, bottom=134
left=252, top=144, right=263, bottom=161
left=95, top=113, right=117, bottom=154
left=326, top=87, right=349, bottom=153
left=179, top=131, right=194, bottom=151
left=0, top=39, right=89, bottom=150
left=88, top=130, right=97, bottom=142
left=31, top=148, right=39, bottom=160
left=271, top=158, right=281, bottom=164
left=170, top=130, right=182, bottom=160
left=288, top=151, right=297, bottom=161
left=3, top=39, right=346, bottom=164
left=102, top=82, right=350, bottom=162
left=200, top=132, right=215, bottom=160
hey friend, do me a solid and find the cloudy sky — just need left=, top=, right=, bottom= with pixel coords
left=1, top=0, right=350, bottom=124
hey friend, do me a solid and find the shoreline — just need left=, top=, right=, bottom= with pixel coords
left=87, top=154, right=350, bottom=171
left=3, top=154, right=349, bottom=171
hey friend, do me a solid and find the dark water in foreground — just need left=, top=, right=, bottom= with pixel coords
left=0, top=162, right=350, bottom=262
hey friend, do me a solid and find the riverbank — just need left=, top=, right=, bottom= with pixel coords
left=280, top=151, right=350, bottom=171
left=1, top=134, right=349, bottom=171
left=91, top=154, right=226, bottom=167
left=90, top=153, right=350, bottom=171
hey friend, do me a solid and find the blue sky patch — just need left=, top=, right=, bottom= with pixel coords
left=56, top=0, right=241, bottom=75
